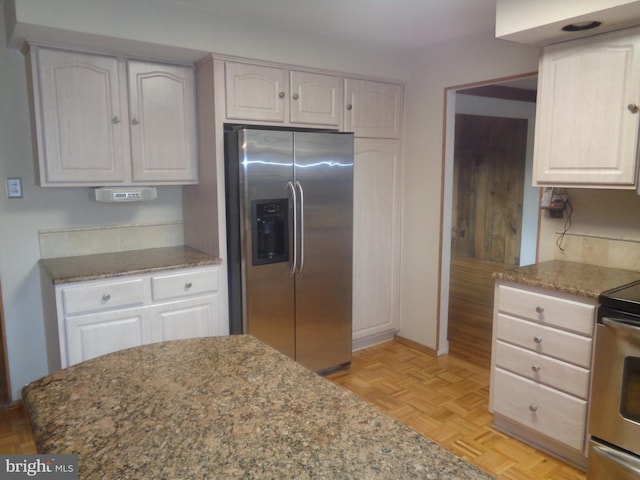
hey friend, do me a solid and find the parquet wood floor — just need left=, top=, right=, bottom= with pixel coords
left=326, top=340, right=587, bottom=480
left=1, top=341, right=587, bottom=480
left=0, top=405, right=36, bottom=454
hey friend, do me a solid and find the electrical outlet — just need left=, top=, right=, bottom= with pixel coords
left=6, top=178, right=23, bottom=198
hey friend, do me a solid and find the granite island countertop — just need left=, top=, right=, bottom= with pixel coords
left=39, top=246, right=221, bottom=284
left=494, top=260, right=640, bottom=299
left=23, top=335, right=494, bottom=480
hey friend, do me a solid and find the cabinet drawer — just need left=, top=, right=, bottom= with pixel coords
left=493, top=368, right=587, bottom=451
left=151, top=268, right=218, bottom=301
left=496, top=313, right=592, bottom=368
left=62, top=278, right=145, bottom=315
left=494, top=341, right=591, bottom=399
left=498, top=284, right=595, bottom=336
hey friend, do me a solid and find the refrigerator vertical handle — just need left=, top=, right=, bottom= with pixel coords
left=287, top=181, right=297, bottom=277
left=296, top=180, right=305, bottom=275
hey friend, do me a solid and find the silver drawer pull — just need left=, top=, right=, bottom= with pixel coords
left=185, top=281, right=193, bottom=289
left=102, top=293, right=111, bottom=301
left=529, top=404, right=538, bottom=412
left=531, top=364, right=541, bottom=373
left=535, top=306, right=544, bottom=314
left=533, top=335, right=543, bottom=344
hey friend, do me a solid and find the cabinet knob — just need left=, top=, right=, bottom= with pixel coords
left=628, top=103, right=639, bottom=114
left=529, top=403, right=538, bottom=412
left=185, top=281, right=193, bottom=289
left=278, top=91, right=285, bottom=99
left=346, top=104, right=353, bottom=111
left=112, top=116, right=121, bottom=124
left=102, top=293, right=111, bottom=302
left=531, top=364, right=541, bottom=373
left=292, top=93, right=299, bottom=100
left=535, top=305, right=544, bottom=314
left=131, top=117, right=141, bottom=125
left=533, top=335, right=543, bottom=344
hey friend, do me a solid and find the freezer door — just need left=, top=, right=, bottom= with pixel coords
left=240, top=129, right=296, bottom=359
left=293, top=131, right=354, bottom=372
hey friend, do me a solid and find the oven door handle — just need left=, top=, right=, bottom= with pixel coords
left=602, top=317, right=640, bottom=334
left=592, top=442, right=640, bottom=475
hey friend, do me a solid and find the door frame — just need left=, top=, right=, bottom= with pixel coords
left=437, top=74, right=539, bottom=355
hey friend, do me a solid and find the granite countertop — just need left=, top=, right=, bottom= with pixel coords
left=39, top=246, right=221, bottom=284
left=23, top=335, right=494, bottom=480
left=494, top=260, right=640, bottom=299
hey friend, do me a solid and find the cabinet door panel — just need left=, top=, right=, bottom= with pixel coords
left=225, top=62, right=287, bottom=122
left=65, top=308, right=147, bottom=366
left=534, top=27, right=640, bottom=186
left=290, top=71, right=342, bottom=127
left=35, top=48, right=125, bottom=184
left=128, top=60, right=198, bottom=183
left=345, top=79, right=403, bottom=138
left=352, top=139, right=401, bottom=339
left=149, top=296, right=218, bottom=343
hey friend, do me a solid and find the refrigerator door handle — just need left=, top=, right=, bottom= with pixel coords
left=296, top=180, right=305, bottom=275
left=287, top=181, right=298, bottom=277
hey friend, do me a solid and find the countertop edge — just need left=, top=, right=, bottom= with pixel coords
left=39, top=246, right=222, bottom=284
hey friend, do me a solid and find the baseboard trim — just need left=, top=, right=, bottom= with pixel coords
left=352, top=331, right=396, bottom=351
left=393, top=335, right=437, bottom=357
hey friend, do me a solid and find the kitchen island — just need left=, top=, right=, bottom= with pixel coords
left=23, top=335, right=494, bottom=479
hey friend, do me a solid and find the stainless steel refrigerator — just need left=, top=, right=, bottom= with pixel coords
left=225, top=127, right=354, bottom=372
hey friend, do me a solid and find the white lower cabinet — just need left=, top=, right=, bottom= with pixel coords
left=45, top=265, right=226, bottom=369
left=66, top=307, right=148, bottom=366
left=149, top=296, right=219, bottom=343
left=490, top=281, right=596, bottom=469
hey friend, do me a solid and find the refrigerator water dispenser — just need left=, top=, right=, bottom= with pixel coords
left=251, top=198, right=288, bottom=265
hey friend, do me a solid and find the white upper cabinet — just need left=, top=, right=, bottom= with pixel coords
left=289, top=70, right=343, bottom=127
left=345, top=78, right=403, bottom=139
left=30, top=48, right=126, bottom=184
left=533, top=26, right=640, bottom=188
left=224, top=62, right=287, bottom=123
left=224, top=61, right=343, bottom=128
left=127, top=60, right=198, bottom=183
left=27, top=45, right=198, bottom=187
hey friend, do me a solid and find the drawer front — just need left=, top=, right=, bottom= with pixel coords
left=493, top=368, right=587, bottom=451
left=496, top=313, right=593, bottom=368
left=62, top=278, right=146, bottom=315
left=494, top=341, right=591, bottom=399
left=151, top=267, right=218, bottom=301
left=498, top=284, right=595, bottom=336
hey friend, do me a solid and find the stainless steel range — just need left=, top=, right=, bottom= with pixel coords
left=589, top=281, right=640, bottom=479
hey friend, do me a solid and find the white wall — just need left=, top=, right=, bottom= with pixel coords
left=0, top=0, right=412, bottom=401
left=399, top=33, right=540, bottom=351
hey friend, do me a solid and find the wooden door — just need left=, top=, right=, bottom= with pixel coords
left=452, top=114, right=527, bottom=265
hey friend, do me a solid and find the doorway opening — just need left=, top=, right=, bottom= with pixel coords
left=439, top=75, right=539, bottom=368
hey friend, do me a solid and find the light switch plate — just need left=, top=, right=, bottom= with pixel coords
left=6, top=178, right=23, bottom=198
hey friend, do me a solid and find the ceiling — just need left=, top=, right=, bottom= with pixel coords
left=166, top=0, right=498, bottom=50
